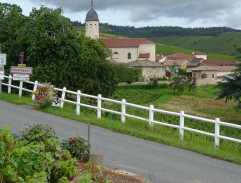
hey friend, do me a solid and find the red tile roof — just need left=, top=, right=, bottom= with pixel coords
left=139, top=53, right=150, bottom=58
left=166, top=53, right=195, bottom=61
left=163, top=60, right=188, bottom=66
left=203, top=60, right=238, bottom=66
left=156, top=55, right=164, bottom=61
left=100, top=38, right=154, bottom=48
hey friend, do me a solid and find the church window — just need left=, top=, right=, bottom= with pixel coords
left=128, top=53, right=131, bottom=59
left=113, top=51, right=119, bottom=54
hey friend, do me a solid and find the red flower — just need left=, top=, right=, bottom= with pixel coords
left=72, top=139, right=76, bottom=142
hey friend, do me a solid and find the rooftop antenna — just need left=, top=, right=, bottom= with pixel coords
left=91, top=0, right=93, bottom=8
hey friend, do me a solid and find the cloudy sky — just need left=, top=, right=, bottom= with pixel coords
left=1, top=0, right=241, bottom=29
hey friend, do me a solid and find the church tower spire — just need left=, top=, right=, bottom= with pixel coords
left=85, top=0, right=99, bottom=39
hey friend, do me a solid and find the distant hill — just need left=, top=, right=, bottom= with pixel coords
left=71, top=21, right=240, bottom=62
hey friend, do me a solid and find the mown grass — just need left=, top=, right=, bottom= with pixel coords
left=1, top=84, right=241, bottom=164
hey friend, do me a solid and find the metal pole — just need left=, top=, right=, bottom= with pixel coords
left=88, top=123, right=90, bottom=146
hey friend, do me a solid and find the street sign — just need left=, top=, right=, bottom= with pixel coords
left=0, top=71, right=4, bottom=80
left=13, top=74, right=29, bottom=81
left=0, top=65, right=4, bottom=72
left=10, top=66, right=32, bottom=75
left=0, top=54, right=6, bottom=65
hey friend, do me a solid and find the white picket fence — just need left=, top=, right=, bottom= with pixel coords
left=1, top=75, right=241, bottom=148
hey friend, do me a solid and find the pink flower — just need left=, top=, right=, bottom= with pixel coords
left=72, top=139, right=76, bottom=142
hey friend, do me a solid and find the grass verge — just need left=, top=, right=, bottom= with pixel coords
left=1, top=92, right=241, bottom=165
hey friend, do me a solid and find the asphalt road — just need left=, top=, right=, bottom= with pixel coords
left=0, top=100, right=241, bottom=183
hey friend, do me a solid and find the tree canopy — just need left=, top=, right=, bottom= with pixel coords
left=215, top=63, right=241, bottom=109
left=1, top=4, right=118, bottom=97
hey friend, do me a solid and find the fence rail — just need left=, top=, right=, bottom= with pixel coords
left=1, top=74, right=241, bottom=148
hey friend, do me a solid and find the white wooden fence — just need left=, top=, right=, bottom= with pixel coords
left=1, top=75, right=241, bottom=148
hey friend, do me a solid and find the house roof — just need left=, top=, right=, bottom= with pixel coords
left=128, top=60, right=165, bottom=67
left=188, top=66, right=236, bottom=72
left=163, top=60, right=188, bottom=66
left=139, top=53, right=150, bottom=58
left=156, top=55, right=164, bottom=61
left=166, top=53, right=195, bottom=61
left=203, top=60, right=238, bottom=66
left=188, top=58, right=204, bottom=67
left=100, top=38, right=154, bottom=48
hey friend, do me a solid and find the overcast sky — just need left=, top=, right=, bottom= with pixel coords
left=1, top=0, right=241, bottom=29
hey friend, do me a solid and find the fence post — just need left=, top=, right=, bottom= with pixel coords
left=179, top=111, right=185, bottom=141
left=76, top=90, right=81, bottom=115
left=32, top=80, right=38, bottom=100
left=215, top=118, right=220, bottom=148
left=8, top=75, right=12, bottom=93
left=19, top=80, right=23, bottom=97
left=97, top=94, right=102, bottom=119
left=149, top=105, right=154, bottom=127
left=60, top=87, right=66, bottom=109
left=121, top=99, right=126, bottom=123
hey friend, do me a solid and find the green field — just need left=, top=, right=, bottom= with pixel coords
left=150, top=32, right=241, bottom=58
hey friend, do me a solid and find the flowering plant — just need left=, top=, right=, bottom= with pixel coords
left=33, top=83, right=55, bottom=109
left=61, top=137, right=90, bottom=162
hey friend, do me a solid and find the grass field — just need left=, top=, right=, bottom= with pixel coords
left=1, top=84, right=241, bottom=164
left=149, top=32, right=241, bottom=57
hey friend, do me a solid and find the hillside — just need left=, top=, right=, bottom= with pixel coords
left=73, top=24, right=240, bottom=62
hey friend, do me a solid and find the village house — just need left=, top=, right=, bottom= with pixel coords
left=188, top=65, right=237, bottom=85
left=127, top=60, right=166, bottom=81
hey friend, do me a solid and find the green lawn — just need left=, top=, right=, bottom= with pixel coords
left=1, top=84, right=241, bottom=164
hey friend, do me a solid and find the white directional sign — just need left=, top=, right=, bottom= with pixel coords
left=0, top=65, right=4, bottom=80
left=10, top=66, right=32, bottom=75
left=13, top=74, right=29, bottom=81
left=0, top=71, right=4, bottom=80
left=0, top=54, right=6, bottom=65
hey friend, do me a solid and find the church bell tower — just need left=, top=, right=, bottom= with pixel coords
left=85, top=0, right=99, bottom=39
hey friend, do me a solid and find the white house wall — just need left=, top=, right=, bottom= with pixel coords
left=139, top=44, right=156, bottom=62
left=110, top=47, right=138, bottom=63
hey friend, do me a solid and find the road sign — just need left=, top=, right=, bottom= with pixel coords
left=0, top=54, right=6, bottom=65
left=0, top=71, right=4, bottom=80
left=10, top=66, right=32, bottom=75
left=0, top=65, right=4, bottom=72
left=13, top=74, right=29, bottom=81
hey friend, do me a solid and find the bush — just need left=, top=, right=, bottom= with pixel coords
left=18, top=123, right=57, bottom=144
left=61, top=137, right=90, bottom=162
left=0, top=125, right=78, bottom=182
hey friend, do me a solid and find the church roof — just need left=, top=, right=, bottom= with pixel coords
left=101, top=38, right=154, bottom=48
left=85, top=8, right=99, bottom=21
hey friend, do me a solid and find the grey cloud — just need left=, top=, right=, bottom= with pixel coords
left=30, top=0, right=241, bottom=27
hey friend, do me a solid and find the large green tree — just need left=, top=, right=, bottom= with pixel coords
left=1, top=4, right=117, bottom=97
left=215, top=63, right=241, bottom=109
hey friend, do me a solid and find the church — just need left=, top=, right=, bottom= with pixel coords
left=85, top=1, right=165, bottom=81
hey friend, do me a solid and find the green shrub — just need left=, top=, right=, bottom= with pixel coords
left=61, top=137, right=90, bottom=162
left=18, top=123, right=57, bottom=144
left=0, top=125, right=78, bottom=183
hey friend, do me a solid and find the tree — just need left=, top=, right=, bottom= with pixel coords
left=1, top=5, right=118, bottom=97
left=215, top=63, right=241, bottom=109
left=169, top=68, right=197, bottom=93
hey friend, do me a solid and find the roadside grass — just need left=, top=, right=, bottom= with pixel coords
left=1, top=84, right=241, bottom=164
left=0, top=92, right=33, bottom=105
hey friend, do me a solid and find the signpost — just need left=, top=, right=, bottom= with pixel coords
left=13, top=74, right=29, bottom=81
left=0, top=52, right=5, bottom=92
left=10, top=52, right=33, bottom=81
left=0, top=54, right=6, bottom=65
